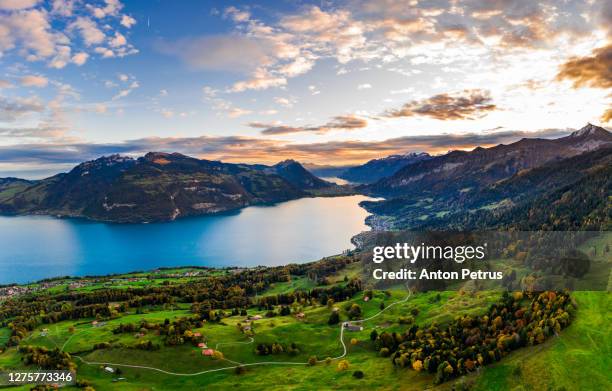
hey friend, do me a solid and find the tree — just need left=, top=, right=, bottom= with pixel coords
left=328, top=311, right=340, bottom=325
left=212, top=350, right=224, bottom=360
left=348, top=304, right=362, bottom=320
left=412, top=360, right=423, bottom=372
left=370, top=329, right=378, bottom=341
left=235, top=365, right=246, bottom=375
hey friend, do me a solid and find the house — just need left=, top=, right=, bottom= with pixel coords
left=250, top=315, right=262, bottom=320
left=104, top=367, right=115, bottom=373
left=202, top=349, right=214, bottom=356
left=345, top=322, right=363, bottom=332
left=295, top=312, right=305, bottom=319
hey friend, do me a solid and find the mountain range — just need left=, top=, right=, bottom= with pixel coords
left=307, top=152, right=432, bottom=184
left=0, top=152, right=345, bottom=223
left=360, top=123, right=612, bottom=230
left=1, top=123, right=610, bottom=229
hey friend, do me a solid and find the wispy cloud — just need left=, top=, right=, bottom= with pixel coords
left=20, top=75, right=48, bottom=88
left=250, top=115, right=368, bottom=135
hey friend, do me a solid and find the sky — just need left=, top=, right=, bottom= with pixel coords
left=0, top=0, right=611, bottom=177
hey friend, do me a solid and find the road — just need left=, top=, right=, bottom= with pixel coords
left=73, top=289, right=413, bottom=376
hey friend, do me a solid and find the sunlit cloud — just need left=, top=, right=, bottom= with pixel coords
left=384, top=89, right=497, bottom=120
left=250, top=115, right=368, bottom=135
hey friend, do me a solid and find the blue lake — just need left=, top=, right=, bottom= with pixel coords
left=0, top=195, right=373, bottom=284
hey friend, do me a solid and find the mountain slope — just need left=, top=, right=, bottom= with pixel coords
left=361, top=124, right=612, bottom=230
left=414, top=147, right=612, bottom=230
left=365, top=124, right=612, bottom=199
left=269, top=159, right=332, bottom=189
left=339, top=152, right=431, bottom=184
left=0, top=153, right=337, bottom=223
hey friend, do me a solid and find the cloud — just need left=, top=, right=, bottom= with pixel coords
left=0, top=0, right=38, bottom=10
left=0, top=96, right=44, bottom=122
left=251, top=114, right=368, bottom=135
left=556, top=43, right=612, bottom=89
left=86, top=0, right=122, bottom=19
left=278, top=55, right=316, bottom=77
left=223, top=6, right=250, bottom=23
left=556, top=43, right=612, bottom=125
left=227, top=107, right=252, bottom=118
left=0, top=80, right=14, bottom=88
left=120, top=14, right=136, bottom=28
left=167, top=0, right=604, bottom=95
left=70, top=16, right=105, bottom=46
left=274, top=96, right=296, bottom=108
left=0, top=1, right=136, bottom=68
left=20, top=75, right=48, bottom=87
left=71, top=51, right=89, bottom=65
left=601, top=108, right=612, bottom=123
left=156, top=35, right=278, bottom=74
left=0, top=127, right=576, bottom=167
left=385, top=89, right=497, bottom=120
left=259, top=109, right=278, bottom=115
left=202, top=86, right=218, bottom=98
left=357, top=83, right=372, bottom=90
left=109, top=31, right=127, bottom=47
left=50, top=0, right=73, bottom=16
left=230, top=70, right=287, bottom=92
left=112, top=81, right=139, bottom=100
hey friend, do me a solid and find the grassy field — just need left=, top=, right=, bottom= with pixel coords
left=0, top=235, right=610, bottom=391
left=3, top=289, right=608, bottom=390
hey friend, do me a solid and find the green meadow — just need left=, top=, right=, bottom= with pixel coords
left=0, top=236, right=610, bottom=390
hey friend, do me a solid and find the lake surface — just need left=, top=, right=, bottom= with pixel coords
left=0, top=195, right=373, bottom=284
